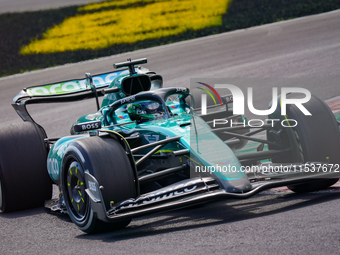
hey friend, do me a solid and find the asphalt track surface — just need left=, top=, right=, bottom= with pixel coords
left=0, top=10, right=340, bottom=255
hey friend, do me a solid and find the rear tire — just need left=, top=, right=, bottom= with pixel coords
left=269, top=96, right=340, bottom=193
left=61, top=136, right=136, bottom=233
left=0, top=122, right=52, bottom=212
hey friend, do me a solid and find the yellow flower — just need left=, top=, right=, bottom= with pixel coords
left=20, top=0, right=230, bottom=55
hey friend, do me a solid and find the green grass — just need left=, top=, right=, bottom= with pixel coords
left=1, top=0, right=340, bottom=77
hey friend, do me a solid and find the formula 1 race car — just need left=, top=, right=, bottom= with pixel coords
left=1, top=58, right=339, bottom=233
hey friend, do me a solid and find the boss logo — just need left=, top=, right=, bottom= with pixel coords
left=73, top=121, right=101, bottom=132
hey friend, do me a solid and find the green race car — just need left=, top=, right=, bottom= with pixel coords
left=1, top=58, right=339, bottom=233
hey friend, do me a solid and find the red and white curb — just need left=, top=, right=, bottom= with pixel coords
left=326, top=95, right=340, bottom=116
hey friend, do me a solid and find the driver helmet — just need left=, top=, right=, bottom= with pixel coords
left=127, top=101, right=164, bottom=123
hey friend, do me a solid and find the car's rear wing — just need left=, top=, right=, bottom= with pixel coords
left=11, top=58, right=166, bottom=134
left=12, top=68, right=134, bottom=125
left=13, top=69, right=132, bottom=105
left=12, top=66, right=154, bottom=124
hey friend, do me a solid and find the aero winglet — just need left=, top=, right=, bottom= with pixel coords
left=114, top=58, right=148, bottom=74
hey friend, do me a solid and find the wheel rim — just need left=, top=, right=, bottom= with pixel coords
left=66, top=161, right=87, bottom=220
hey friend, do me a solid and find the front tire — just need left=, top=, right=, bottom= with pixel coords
left=269, top=96, right=340, bottom=193
left=61, top=136, right=136, bottom=233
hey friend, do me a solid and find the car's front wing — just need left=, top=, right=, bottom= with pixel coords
left=84, top=163, right=340, bottom=223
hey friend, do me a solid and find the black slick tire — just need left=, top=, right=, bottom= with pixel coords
left=61, top=136, right=136, bottom=233
left=0, top=122, right=52, bottom=212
